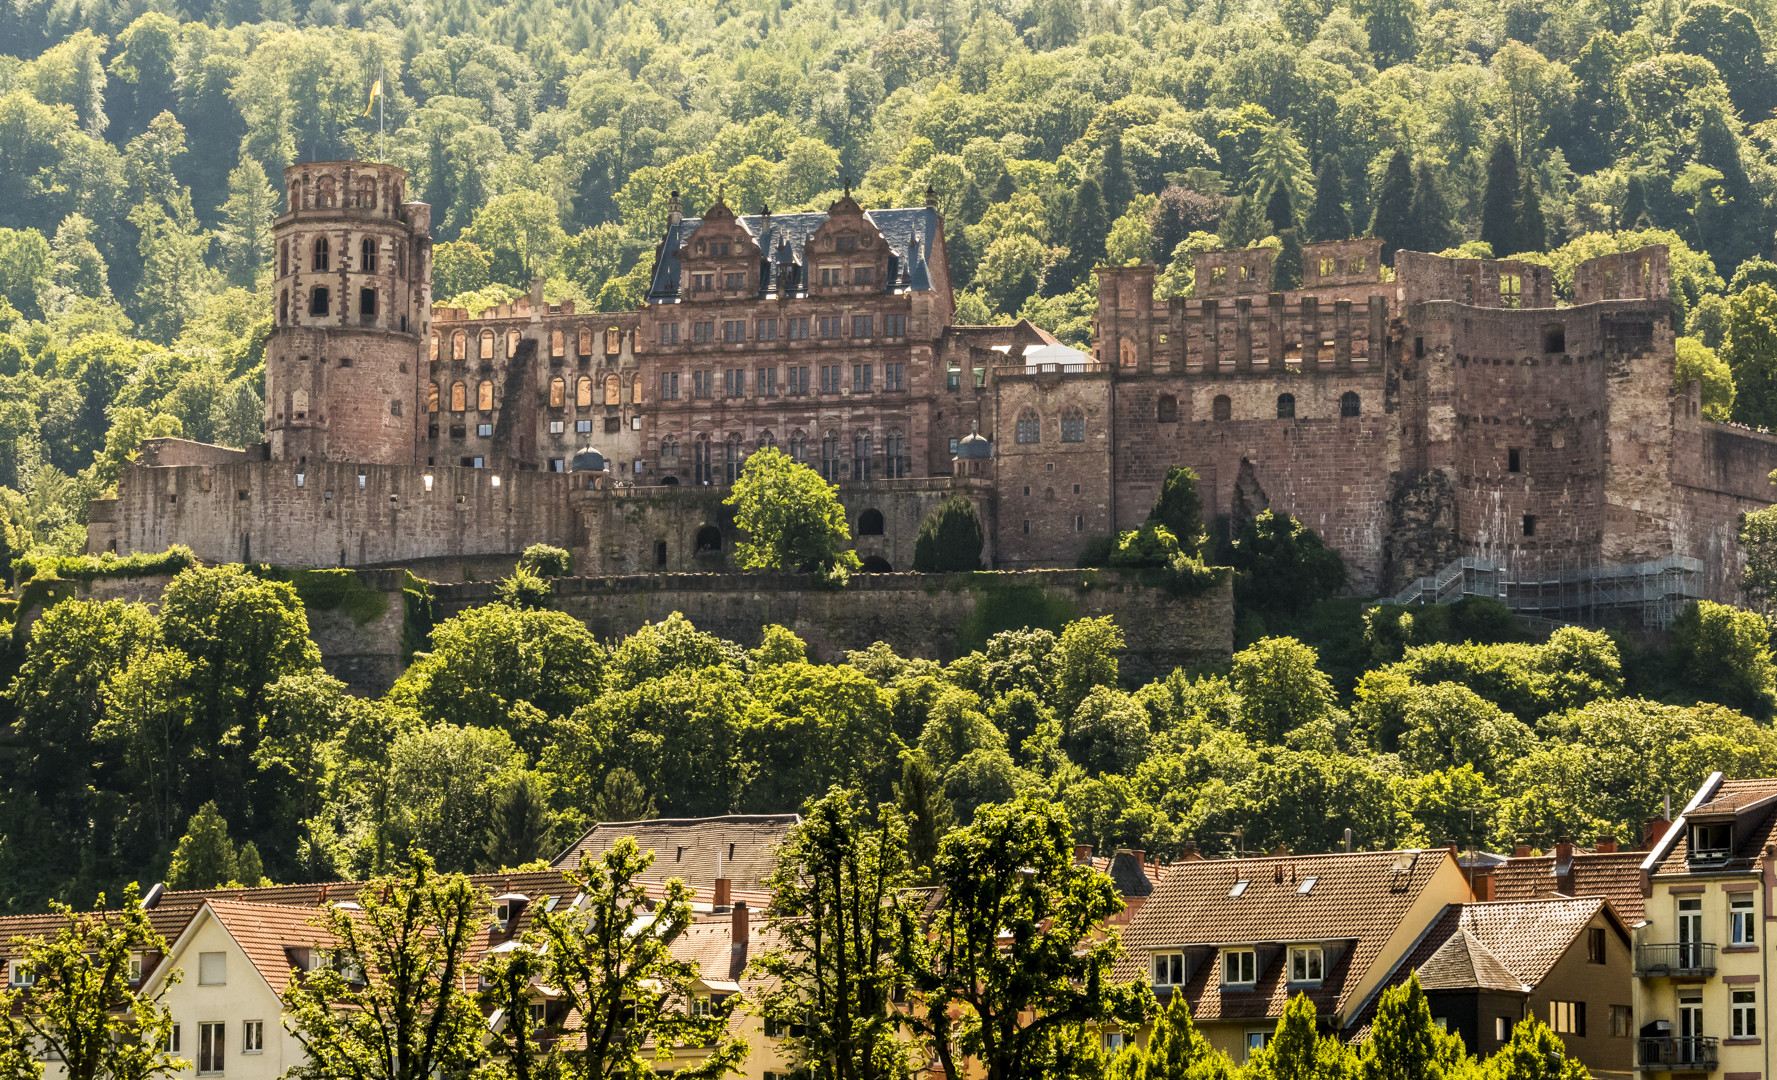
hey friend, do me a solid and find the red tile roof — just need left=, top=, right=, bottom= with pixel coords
left=1487, top=851, right=1647, bottom=922
left=1656, top=777, right=1777, bottom=876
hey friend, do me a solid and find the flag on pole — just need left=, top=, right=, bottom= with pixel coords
left=363, top=79, right=382, bottom=117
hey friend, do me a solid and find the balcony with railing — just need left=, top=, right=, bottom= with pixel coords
left=1637, top=1036, right=1719, bottom=1071
left=1634, top=943, right=1717, bottom=978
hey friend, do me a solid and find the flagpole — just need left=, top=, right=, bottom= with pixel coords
left=378, top=62, right=385, bottom=163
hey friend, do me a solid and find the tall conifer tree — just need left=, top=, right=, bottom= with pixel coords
left=1480, top=139, right=1520, bottom=255
left=1307, top=157, right=1351, bottom=241
left=1369, top=149, right=1413, bottom=264
left=1514, top=168, right=1547, bottom=254
left=1406, top=162, right=1459, bottom=253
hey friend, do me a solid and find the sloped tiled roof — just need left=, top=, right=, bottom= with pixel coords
left=1116, top=848, right=1454, bottom=1023
left=1416, top=927, right=1525, bottom=993
left=1656, top=777, right=1777, bottom=875
left=1488, top=851, right=1647, bottom=922
left=1345, top=897, right=1623, bottom=1036
left=200, top=899, right=339, bottom=995
left=551, top=815, right=799, bottom=892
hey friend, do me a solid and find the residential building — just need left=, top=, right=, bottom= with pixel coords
left=1635, top=772, right=1777, bottom=1079
left=1349, top=897, right=1636, bottom=1078
left=1115, top=847, right=1473, bottom=1061
left=550, top=813, right=800, bottom=892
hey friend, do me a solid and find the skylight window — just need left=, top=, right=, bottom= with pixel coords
left=1297, top=877, right=1317, bottom=895
left=1229, top=880, right=1249, bottom=898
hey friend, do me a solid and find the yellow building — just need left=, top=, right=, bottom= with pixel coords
left=1634, top=772, right=1777, bottom=1079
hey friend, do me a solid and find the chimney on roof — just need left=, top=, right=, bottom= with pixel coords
left=1182, top=840, right=1202, bottom=861
left=731, top=901, right=749, bottom=949
left=142, top=883, right=165, bottom=910
left=668, top=190, right=682, bottom=226
left=1272, top=844, right=1290, bottom=857
left=1130, top=850, right=1144, bottom=868
left=1596, top=835, right=1619, bottom=854
left=713, top=877, right=732, bottom=911
left=1447, top=843, right=1459, bottom=859
left=1642, top=818, right=1673, bottom=850
left=1554, top=842, right=1577, bottom=896
left=1514, top=845, right=1532, bottom=858
left=925, top=184, right=936, bottom=207
left=1074, top=844, right=1093, bottom=864
left=318, top=885, right=329, bottom=903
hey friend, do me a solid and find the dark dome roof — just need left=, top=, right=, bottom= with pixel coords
left=571, top=447, right=609, bottom=472
left=956, top=430, right=993, bottom=459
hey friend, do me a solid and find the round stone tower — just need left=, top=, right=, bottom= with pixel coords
left=267, top=161, right=431, bottom=465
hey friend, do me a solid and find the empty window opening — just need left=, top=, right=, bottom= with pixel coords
left=309, top=288, right=330, bottom=315
left=1508, top=448, right=1522, bottom=473
left=695, top=526, right=722, bottom=553
left=1340, top=391, right=1360, bottom=418
left=1522, top=514, right=1536, bottom=537
left=1157, top=394, right=1178, bottom=423
left=858, top=509, right=885, bottom=535
left=1213, top=394, right=1232, bottom=421
left=655, top=540, right=668, bottom=567
left=1542, top=324, right=1566, bottom=353
left=1276, top=393, right=1296, bottom=419
left=359, top=288, right=376, bottom=317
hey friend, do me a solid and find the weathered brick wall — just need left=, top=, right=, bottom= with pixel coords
left=431, top=569, right=1235, bottom=683
left=991, top=371, right=1116, bottom=567
left=1673, top=417, right=1777, bottom=601
left=100, top=461, right=580, bottom=568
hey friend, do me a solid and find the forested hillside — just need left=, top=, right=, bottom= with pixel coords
left=4, top=0, right=1777, bottom=560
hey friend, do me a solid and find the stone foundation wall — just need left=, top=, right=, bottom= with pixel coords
left=432, top=569, right=1234, bottom=682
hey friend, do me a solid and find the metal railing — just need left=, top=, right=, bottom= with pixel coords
left=1637, top=1036, right=1719, bottom=1071
left=1633, top=942, right=1717, bottom=978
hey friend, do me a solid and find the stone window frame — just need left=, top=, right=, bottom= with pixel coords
left=1060, top=407, right=1085, bottom=443
left=1015, top=409, right=1041, bottom=445
left=1276, top=393, right=1296, bottom=420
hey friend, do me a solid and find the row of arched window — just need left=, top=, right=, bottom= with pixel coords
left=280, top=237, right=397, bottom=277
left=1201, top=391, right=1362, bottom=422
left=431, top=326, right=626, bottom=362
left=547, top=374, right=634, bottom=408
left=289, top=174, right=386, bottom=212
left=1014, top=407, right=1088, bottom=445
left=428, top=381, right=497, bottom=413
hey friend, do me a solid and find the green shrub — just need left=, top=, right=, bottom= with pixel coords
left=1146, top=465, right=1207, bottom=556
left=1229, top=511, right=1347, bottom=615
left=11, top=544, right=198, bottom=584
left=520, top=544, right=573, bottom=577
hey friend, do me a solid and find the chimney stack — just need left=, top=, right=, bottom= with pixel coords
left=1642, top=818, right=1672, bottom=850
left=1130, top=850, right=1145, bottom=867
left=1596, top=835, right=1619, bottom=854
left=713, top=877, right=732, bottom=910
left=1074, top=845, right=1093, bottom=863
left=1514, top=845, right=1532, bottom=858
left=731, top=901, right=749, bottom=948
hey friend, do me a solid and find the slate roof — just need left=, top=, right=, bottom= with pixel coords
left=646, top=206, right=939, bottom=302
left=1488, top=851, right=1648, bottom=922
left=551, top=815, right=798, bottom=892
left=1116, top=848, right=1454, bottom=1023
left=1416, top=927, right=1525, bottom=993
left=1655, top=777, right=1777, bottom=876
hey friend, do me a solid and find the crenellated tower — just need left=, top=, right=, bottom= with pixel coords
left=267, top=161, right=431, bottom=465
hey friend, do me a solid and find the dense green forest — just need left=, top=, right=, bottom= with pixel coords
left=9, top=0, right=1777, bottom=559
left=0, top=537, right=1771, bottom=909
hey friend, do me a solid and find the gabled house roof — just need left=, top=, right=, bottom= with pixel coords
left=550, top=814, right=799, bottom=893
left=1487, top=851, right=1648, bottom=922
left=146, top=899, right=341, bottom=997
left=646, top=206, right=940, bottom=303
left=1116, top=848, right=1457, bottom=1024
left=1345, top=896, right=1630, bottom=1037
left=1653, top=775, right=1777, bottom=876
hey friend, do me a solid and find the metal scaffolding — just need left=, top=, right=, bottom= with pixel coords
left=1387, top=554, right=1705, bottom=629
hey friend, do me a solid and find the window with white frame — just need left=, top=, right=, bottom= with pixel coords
left=1102, top=1031, right=1125, bottom=1051
left=7, top=961, right=33, bottom=987
left=1244, top=1031, right=1269, bottom=1059
left=198, top=952, right=227, bottom=986
left=1732, top=895, right=1757, bottom=945
left=1288, top=946, right=1323, bottom=984
left=167, top=1025, right=180, bottom=1053
left=198, top=1022, right=225, bottom=1074
left=1734, top=990, right=1758, bottom=1037
left=1152, top=953, right=1185, bottom=986
left=242, top=1020, right=264, bottom=1054
left=129, top=953, right=143, bottom=984
left=1223, top=950, right=1256, bottom=987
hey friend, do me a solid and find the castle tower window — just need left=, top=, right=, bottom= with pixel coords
left=725, top=433, right=744, bottom=484
left=313, top=238, right=330, bottom=271
left=1276, top=393, right=1296, bottom=419
left=1508, top=448, right=1522, bottom=473
left=289, top=180, right=302, bottom=211
left=694, top=435, right=714, bottom=485
left=390, top=399, right=402, bottom=416
left=279, top=290, right=288, bottom=323
left=359, top=288, right=377, bottom=318
left=279, top=241, right=288, bottom=276
left=293, top=389, right=309, bottom=418
left=858, top=508, right=885, bottom=535
left=759, top=430, right=777, bottom=450
left=549, top=377, right=566, bottom=408
left=452, top=331, right=467, bottom=360
left=1213, top=395, right=1232, bottom=421
left=552, top=330, right=565, bottom=358
left=631, top=372, right=644, bottom=405
left=886, top=430, right=906, bottom=478
left=428, top=383, right=439, bottom=412
left=1522, top=514, right=1537, bottom=536
left=853, top=431, right=873, bottom=481
left=790, top=431, right=807, bottom=464
left=577, top=377, right=593, bottom=407
left=577, top=326, right=592, bottom=357
left=360, top=238, right=377, bottom=272
left=315, top=175, right=335, bottom=208
left=508, top=331, right=520, bottom=358
left=357, top=177, right=376, bottom=208
left=309, top=287, right=331, bottom=316
left=450, top=382, right=467, bottom=412
left=1061, top=407, right=1085, bottom=443
left=1157, top=395, right=1178, bottom=423
left=660, top=436, right=679, bottom=461
left=1340, top=391, right=1360, bottom=418
left=479, top=330, right=495, bottom=360
left=821, top=431, right=840, bottom=482
left=1015, top=410, right=1041, bottom=444
left=430, top=335, right=439, bottom=361
left=1543, top=324, right=1566, bottom=353
left=607, top=327, right=622, bottom=355
left=605, top=373, right=620, bottom=405
left=477, top=380, right=494, bottom=411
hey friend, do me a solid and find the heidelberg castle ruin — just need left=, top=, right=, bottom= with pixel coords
left=83, top=159, right=1777, bottom=611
